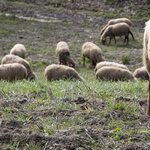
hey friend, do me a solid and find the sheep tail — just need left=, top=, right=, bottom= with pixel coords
left=100, top=24, right=109, bottom=35
left=128, top=31, right=134, bottom=41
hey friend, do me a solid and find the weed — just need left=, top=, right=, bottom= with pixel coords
left=121, top=55, right=130, bottom=64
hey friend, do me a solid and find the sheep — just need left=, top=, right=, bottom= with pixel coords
left=96, top=66, right=134, bottom=81
left=100, top=18, right=132, bottom=35
left=94, top=61, right=129, bottom=72
left=1, top=54, right=37, bottom=80
left=101, top=23, right=134, bottom=44
left=45, top=64, right=84, bottom=81
left=56, top=41, right=75, bottom=68
left=133, top=66, right=149, bottom=80
left=143, top=20, right=150, bottom=115
left=0, top=63, right=27, bottom=81
left=10, top=44, right=26, bottom=58
left=81, top=42, right=105, bottom=68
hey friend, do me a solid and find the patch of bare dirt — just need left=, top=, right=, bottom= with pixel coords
left=0, top=93, right=150, bottom=149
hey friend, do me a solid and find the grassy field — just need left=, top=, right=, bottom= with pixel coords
left=0, top=0, right=150, bottom=149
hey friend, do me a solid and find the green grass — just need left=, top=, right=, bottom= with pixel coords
left=0, top=71, right=148, bottom=100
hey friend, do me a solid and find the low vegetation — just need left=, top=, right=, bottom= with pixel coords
left=0, top=0, right=150, bottom=149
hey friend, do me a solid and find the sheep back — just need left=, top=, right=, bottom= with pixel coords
left=56, top=41, right=75, bottom=67
left=56, top=41, right=70, bottom=56
left=10, top=44, right=26, bottom=58
left=82, top=42, right=105, bottom=64
left=133, top=66, right=149, bottom=80
left=105, top=23, right=130, bottom=37
left=101, top=18, right=131, bottom=35
left=96, top=66, right=134, bottom=81
left=45, top=64, right=84, bottom=81
left=101, top=23, right=134, bottom=44
left=94, top=61, right=129, bottom=72
left=0, top=63, right=27, bottom=81
left=1, top=54, right=37, bottom=80
left=108, top=18, right=132, bottom=26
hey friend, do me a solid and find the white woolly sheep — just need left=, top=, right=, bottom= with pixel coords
left=101, top=23, right=134, bottom=44
left=0, top=63, right=27, bottom=81
left=10, top=44, right=26, bottom=58
left=133, top=66, right=149, bottom=80
left=143, top=20, right=150, bottom=115
left=94, top=61, right=129, bottom=72
left=45, top=64, right=84, bottom=81
left=56, top=41, right=75, bottom=68
left=96, top=66, right=134, bottom=81
left=82, top=42, right=105, bottom=67
left=100, top=18, right=132, bottom=35
left=1, top=54, right=37, bottom=80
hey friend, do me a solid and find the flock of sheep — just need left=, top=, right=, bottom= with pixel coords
left=0, top=17, right=149, bottom=82
left=100, top=18, right=134, bottom=44
left=0, top=40, right=148, bottom=82
left=2, top=17, right=150, bottom=116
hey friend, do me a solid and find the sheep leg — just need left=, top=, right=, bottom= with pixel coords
left=129, top=31, right=134, bottom=41
left=124, top=36, right=126, bottom=43
left=92, top=60, right=96, bottom=67
left=64, top=61, right=67, bottom=65
left=124, top=35, right=128, bottom=44
left=146, top=78, right=150, bottom=115
left=127, top=36, right=129, bottom=44
left=113, top=36, right=116, bottom=44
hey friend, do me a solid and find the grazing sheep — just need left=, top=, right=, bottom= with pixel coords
left=96, top=66, right=134, bottom=81
left=82, top=42, right=105, bottom=67
left=0, top=63, right=27, bottom=81
left=56, top=41, right=75, bottom=68
left=1, top=54, right=37, bottom=80
left=100, top=18, right=132, bottom=35
left=101, top=23, right=134, bottom=44
left=94, top=61, right=129, bottom=72
left=45, top=64, right=84, bottom=81
left=133, top=66, right=149, bottom=80
left=10, top=44, right=26, bottom=58
left=143, top=20, right=150, bottom=115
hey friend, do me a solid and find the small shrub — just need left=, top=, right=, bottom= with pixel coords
left=121, top=55, right=130, bottom=64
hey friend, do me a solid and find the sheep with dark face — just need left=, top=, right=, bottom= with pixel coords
left=81, top=42, right=105, bottom=67
left=45, top=64, right=84, bottom=81
left=96, top=66, right=134, bottom=81
left=56, top=41, right=75, bottom=68
left=94, top=61, right=129, bottom=72
left=1, top=54, right=37, bottom=80
left=100, top=18, right=132, bottom=35
left=10, top=44, right=26, bottom=58
left=133, top=66, right=149, bottom=80
left=0, top=63, right=27, bottom=81
left=101, top=23, right=134, bottom=44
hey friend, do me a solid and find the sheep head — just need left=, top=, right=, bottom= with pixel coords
left=101, top=38, right=106, bottom=44
left=96, top=53, right=105, bottom=63
left=69, top=62, right=75, bottom=68
left=27, top=71, right=37, bottom=80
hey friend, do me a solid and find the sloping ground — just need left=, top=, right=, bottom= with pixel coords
left=0, top=1, right=145, bottom=72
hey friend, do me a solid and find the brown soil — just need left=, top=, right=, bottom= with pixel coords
left=0, top=94, right=150, bottom=149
